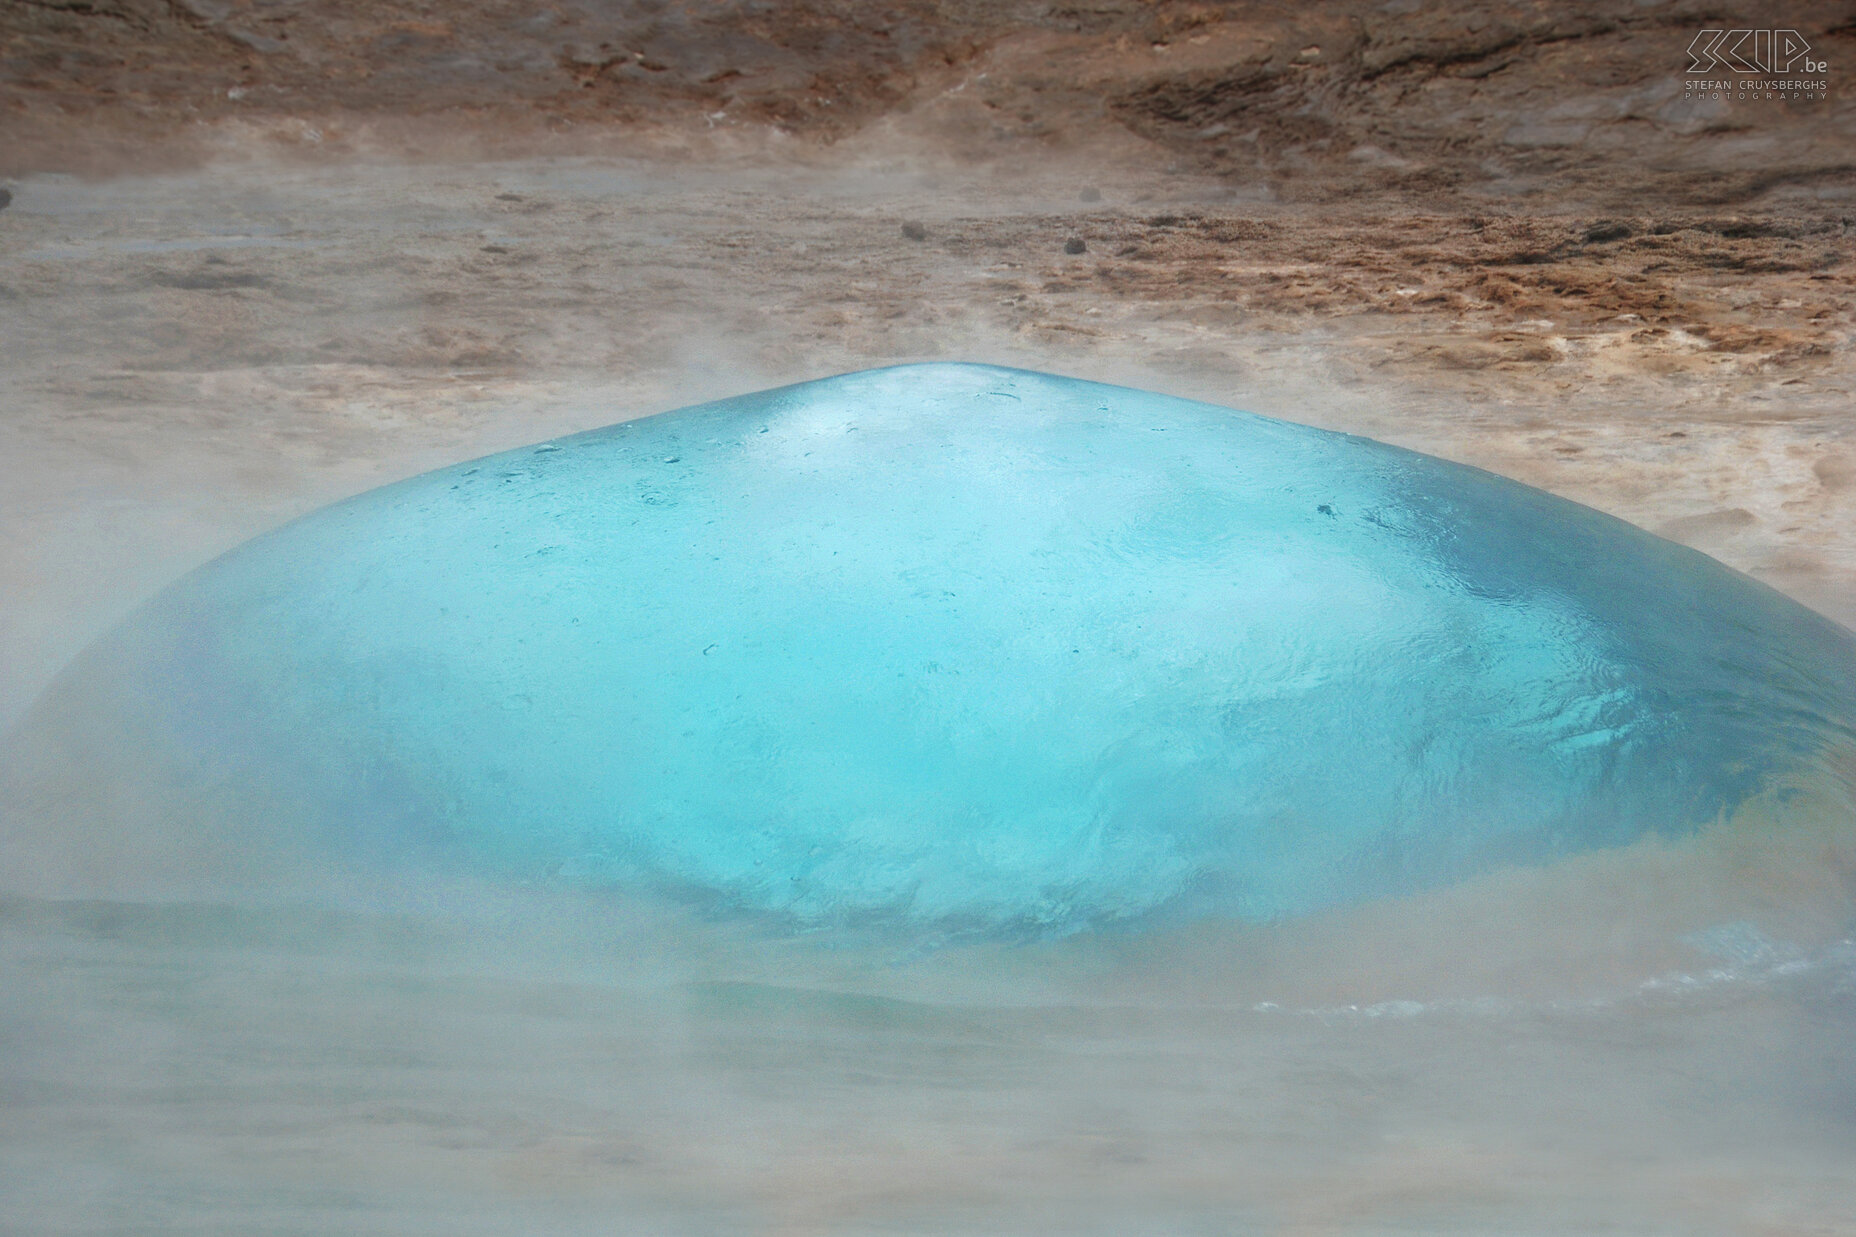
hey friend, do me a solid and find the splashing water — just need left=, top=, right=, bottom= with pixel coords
left=8, top=364, right=1855, bottom=936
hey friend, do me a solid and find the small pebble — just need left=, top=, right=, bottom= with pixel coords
left=1064, top=237, right=1087, bottom=255
left=0, top=188, right=11, bottom=211
left=901, top=221, right=928, bottom=241
left=1079, top=187, right=1102, bottom=203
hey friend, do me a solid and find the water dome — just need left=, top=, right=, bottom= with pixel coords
left=8, top=364, right=1854, bottom=936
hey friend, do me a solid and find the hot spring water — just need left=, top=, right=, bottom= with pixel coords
left=10, top=363, right=1855, bottom=925
left=4, top=364, right=1855, bottom=1233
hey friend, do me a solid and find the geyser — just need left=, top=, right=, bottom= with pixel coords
left=8, top=364, right=1854, bottom=935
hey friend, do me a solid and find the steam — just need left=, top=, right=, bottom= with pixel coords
left=4, top=144, right=1856, bottom=1234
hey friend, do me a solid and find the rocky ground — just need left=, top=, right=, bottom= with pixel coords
left=6, top=0, right=1854, bottom=198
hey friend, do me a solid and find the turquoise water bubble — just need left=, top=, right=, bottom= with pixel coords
left=16, top=364, right=1856, bottom=935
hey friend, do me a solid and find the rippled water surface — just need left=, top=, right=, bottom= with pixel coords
left=4, top=366, right=1855, bottom=1234
left=5, top=872, right=1856, bottom=1235
left=10, top=367, right=1854, bottom=930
